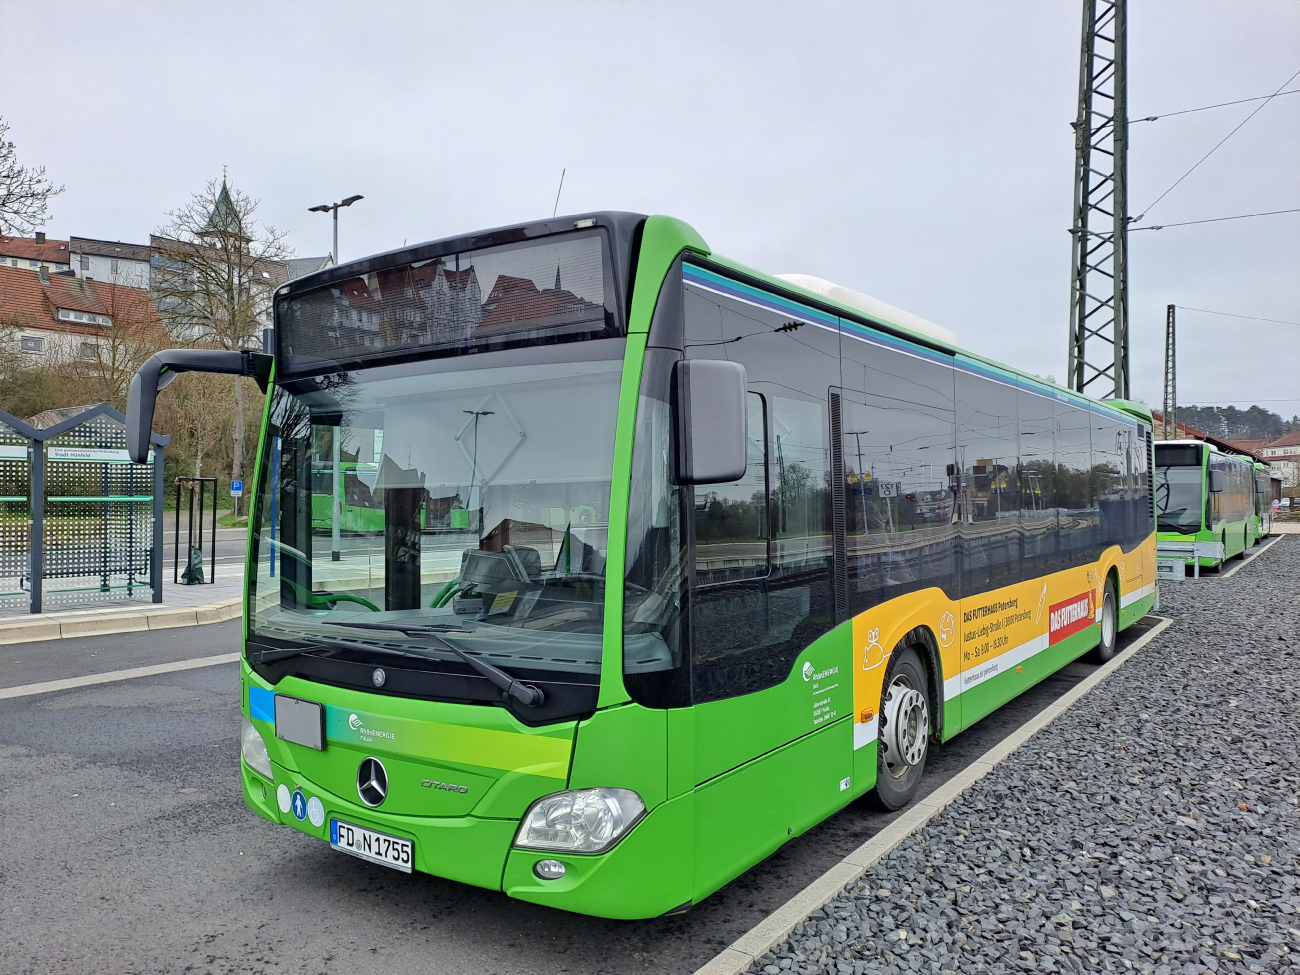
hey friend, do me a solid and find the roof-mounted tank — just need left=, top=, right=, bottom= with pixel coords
left=776, top=273, right=957, bottom=347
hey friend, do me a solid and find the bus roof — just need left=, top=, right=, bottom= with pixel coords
left=700, top=245, right=1148, bottom=426
left=280, top=209, right=1151, bottom=428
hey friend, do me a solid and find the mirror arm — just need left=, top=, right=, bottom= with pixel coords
left=126, top=349, right=274, bottom=463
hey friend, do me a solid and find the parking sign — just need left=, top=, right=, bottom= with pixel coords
left=230, top=479, right=244, bottom=497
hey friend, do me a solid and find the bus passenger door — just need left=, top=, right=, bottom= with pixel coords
left=688, top=391, right=849, bottom=901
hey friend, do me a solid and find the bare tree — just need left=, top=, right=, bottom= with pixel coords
left=75, top=273, right=169, bottom=409
left=0, top=117, right=64, bottom=234
left=152, top=177, right=292, bottom=486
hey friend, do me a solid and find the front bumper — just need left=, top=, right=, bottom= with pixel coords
left=241, top=759, right=694, bottom=919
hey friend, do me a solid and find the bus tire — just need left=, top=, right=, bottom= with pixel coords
left=1090, top=579, right=1118, bottom=664
left=867, top=647, right=930, bottom=812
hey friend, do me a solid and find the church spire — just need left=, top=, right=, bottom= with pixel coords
left=201, top=177, right=247, bottom=239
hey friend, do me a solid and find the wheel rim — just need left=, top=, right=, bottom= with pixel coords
left=1102, top=592, right=1116, bottom=649
left=881, top=675, right=928, bottom=777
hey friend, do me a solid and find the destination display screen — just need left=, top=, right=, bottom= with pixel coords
left=277, top=229, right=618, bottom=376
left=1155, top=443, right=1202, bottom=467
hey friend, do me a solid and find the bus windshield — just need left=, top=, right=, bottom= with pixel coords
left=247, top=342, right=624, bottom=690
left=1154, top=464, right=1204, bottom=533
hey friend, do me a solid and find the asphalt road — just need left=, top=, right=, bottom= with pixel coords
left=0, top=618, right=1158, bottom=975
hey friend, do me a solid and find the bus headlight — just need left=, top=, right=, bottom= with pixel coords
left=240, top=714, right=273, bottom=780
left=514, top=788, right=645, bottom=854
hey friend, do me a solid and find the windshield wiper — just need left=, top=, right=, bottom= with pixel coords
left=248, top=644, right=328, bottom=664
left=327, top=620, right=545, bottom=708
left=247, top=638, right=430, bottom=666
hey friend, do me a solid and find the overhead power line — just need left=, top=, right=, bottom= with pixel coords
left=1134, top=68, right=1300, bottom=222
left=1176, top=306, right=1300, bottom=327
left=1131, top=206, right=1300, bottom=232
left=1132, top=87, right=1300, bottom=123
left=1179, top=398, right=1300, bottom=405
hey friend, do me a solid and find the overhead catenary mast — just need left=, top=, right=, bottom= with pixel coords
left=1067, top=0, right=1130, bottom=400
left=1162, top=304, right=1176, bottom=439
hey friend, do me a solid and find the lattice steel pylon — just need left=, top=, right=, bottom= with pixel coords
left=1162, top=304, right=1176, bottom=439
left=1068, top=0, right=1129, bottom=400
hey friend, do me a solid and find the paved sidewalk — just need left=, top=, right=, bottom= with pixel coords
left=739, top=537, right=1299, bottom=975
left=0, top=568, right=243, bottom=644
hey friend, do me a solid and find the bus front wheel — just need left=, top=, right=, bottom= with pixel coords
left=867, top=647, right=930, bottom=811
left=1090, top=580, right=1118, bottom=664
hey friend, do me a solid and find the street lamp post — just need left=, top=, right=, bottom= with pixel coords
left=309, top=194, right=363, bottom=560
left=308, top=194, right=364, bottom=265
left=464, top=410, right=495, bottom=527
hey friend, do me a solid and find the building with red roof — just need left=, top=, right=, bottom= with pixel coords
left=0, top=232, right=72, bottom=273
left=0, top=264, right=160, bottom=361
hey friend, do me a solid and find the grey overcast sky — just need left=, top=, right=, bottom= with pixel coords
left=3, top=1, right=1297, bottom=414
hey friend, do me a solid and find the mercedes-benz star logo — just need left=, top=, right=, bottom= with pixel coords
left=371, top=667, right=386, bottom=687
left=357, top=757, right=388, bottom=807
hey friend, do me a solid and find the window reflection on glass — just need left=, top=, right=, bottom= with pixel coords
left=281, top=232, right=616, bottom=373
left=694, top=393, right=768, bottom=584
left=250, top=348, right=623, bottom=676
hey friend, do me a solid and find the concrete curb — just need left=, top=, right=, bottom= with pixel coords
left=692, top=615, right=1175, bottom=975
left=0, top=597, right=241, bottom=645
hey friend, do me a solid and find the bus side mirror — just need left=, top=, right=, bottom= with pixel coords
left=674, top=358, right=748, bottom=485
left=1207, top=470, right=1226, bottom=493
left=126, top=349, right=273, bottom=463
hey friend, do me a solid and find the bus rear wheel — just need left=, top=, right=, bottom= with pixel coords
left=867, top=647, right=930, bottom=811
left=1090, top=579, right=1118, bottom=664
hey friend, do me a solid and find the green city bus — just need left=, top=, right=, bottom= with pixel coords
left=1155, top=440, right=1255, bottom=576
left=126, top=212, right=1157, bottom=919
left=1253, top=460, right=1277, bottom=541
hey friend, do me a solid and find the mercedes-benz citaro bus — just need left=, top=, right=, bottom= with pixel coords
left=1155, top=439, right=1255, bottom=576
left=1253, top=460, right=1277, bottom=541
left=125, top=212, right=1157, bottom=919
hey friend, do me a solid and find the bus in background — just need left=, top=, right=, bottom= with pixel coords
left=1254, top=460, right=1276, bottom=541
left=1155, top=441, right=1254, bottom=577
left=125, top=212, right=1157, bottom=920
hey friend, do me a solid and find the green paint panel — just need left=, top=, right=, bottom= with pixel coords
left=1120, top=592, right=1157, bottom=627
left=956, top=624, right=1098, bottom=732
left=694, top=624, right=852, bottom=785
left=503, top=791, right=694, bottom=918
left=245, top=666, right=576, bottom=821
left=242, top=749, right=517, bottom=892
left=597, top=332, right=647, bottom=708
left=667, top=707, right=695, bottom=798
left=693, top=716, right=853, bottom=903
left=569, top=703, right=667, bottom=810
left=597, top=215, right=710, bottom=708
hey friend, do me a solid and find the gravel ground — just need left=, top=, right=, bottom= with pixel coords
left=746, top=537, right=1300, bottom=975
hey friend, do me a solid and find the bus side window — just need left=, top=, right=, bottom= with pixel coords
left=1018, top=382, right=1057, bottom=576
left=693, top=393, right=769, bottom=586
left=1056, top=404, right=1094, bottom=570
left=956, top=370, right=1022, bottom=593
left=838, top=343, right=957, bottom=614
left=682, top=273, right=836, bottom=704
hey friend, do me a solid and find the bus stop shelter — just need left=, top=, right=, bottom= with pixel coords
left=0, top=405, right=167, bottom=614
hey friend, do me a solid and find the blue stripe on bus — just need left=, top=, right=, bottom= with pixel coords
left=249, top=685, right=275, bottom=723
left=682, top=262, right=1138, bottom=425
